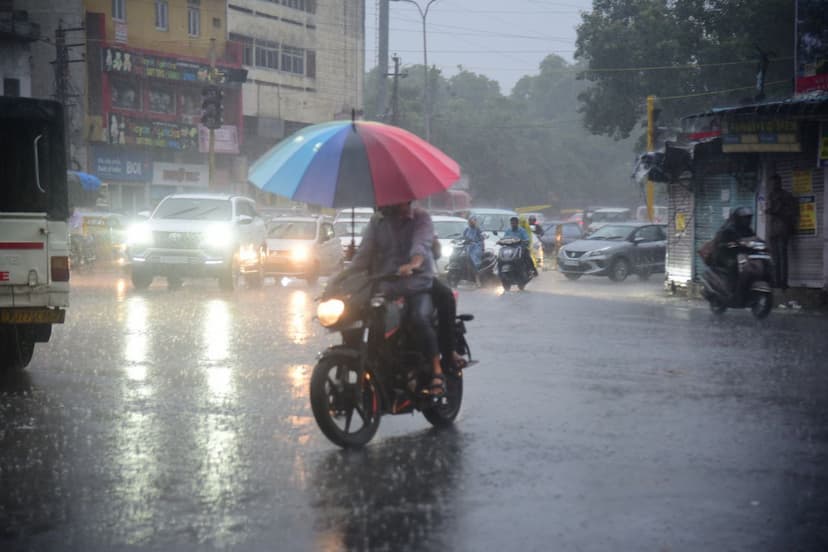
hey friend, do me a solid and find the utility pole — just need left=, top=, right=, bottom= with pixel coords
left=208, top=38, right=217, bottom=189
left=52, top=21, right=85, bottom=166
left=376, top=0, right=390, bottom=120
left=646, top=95, right=656, bottom=222
left=387, top=54, right=406, bottom=125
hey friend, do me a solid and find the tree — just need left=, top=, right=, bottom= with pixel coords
left=574, top=0, right=795, bottom=140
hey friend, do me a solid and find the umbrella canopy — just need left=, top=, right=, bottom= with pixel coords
left=247, top=120, right=460, bottom=208
left=68, top=170, right=102, bottom=191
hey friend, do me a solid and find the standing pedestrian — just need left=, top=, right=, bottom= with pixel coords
left=765, top=174, right=798, bottom=289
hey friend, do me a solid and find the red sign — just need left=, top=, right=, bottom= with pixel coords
left=0, top=272, right=9, bottom=282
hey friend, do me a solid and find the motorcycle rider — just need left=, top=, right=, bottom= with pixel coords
left=348, top=201, right=447, bottom=396
left=712, top=207, right=755, bottom=294
left=528, top=215, right=544, bottom=238
left=462, top=215, right=485, bottom=285
left=503, top=216, right=537, bottom=277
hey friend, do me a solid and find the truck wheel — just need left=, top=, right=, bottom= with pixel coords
left=219, top=258, right=240, bottom=291
left=0, top=327, right=35, bottom=372
left=131, top=269, right=153, bottom=290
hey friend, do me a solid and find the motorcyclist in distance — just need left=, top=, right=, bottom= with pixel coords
left=503, top=216, right=537, bottom=276
left=712, top=207, right=755, bottom=292
left=462, top=215, right=485, bottom=285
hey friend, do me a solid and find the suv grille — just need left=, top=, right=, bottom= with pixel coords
left=154, top=231, right=202, bottom=249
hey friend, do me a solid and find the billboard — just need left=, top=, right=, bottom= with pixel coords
left=796, top=0, right=828, bottom=94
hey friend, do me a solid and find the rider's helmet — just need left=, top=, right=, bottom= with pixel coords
left=731, top=206, right=753, bottom=232
left=528, top=215, right=537, bottom=225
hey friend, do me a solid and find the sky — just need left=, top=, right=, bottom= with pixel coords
left=364, top=0, right=595, bottom=94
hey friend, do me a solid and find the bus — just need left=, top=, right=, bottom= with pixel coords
left=0, top=97, right=70, bottom=372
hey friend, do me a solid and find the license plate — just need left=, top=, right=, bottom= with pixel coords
left=564, top=260, right=579, bottom=267
left=160, top=256, right=188, bottom=264
left=0, top=308, right=66, bottom=324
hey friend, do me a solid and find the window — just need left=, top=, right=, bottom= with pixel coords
left=213, top=17, right=221, bottom=29
left=112, top=0, right=126, bottom=21
left=281, top=46, right=304, bottom=75
left=255, top=40, right=279, bottom=70
left=188, top=6, right=200, bottom=36
left=235, top=200, right=256, bottom=218
left=110, top=78, right=141, bottom=110
left=3, top=78, right=20, bottom=97
left=634, top=225, right=664, bottom=242
left=155, top=0, right=168, bottom=30
left=278, top=0, right=316, bottom=12
left=230, top=33, right=254, bottom=66
left=306, top=50, right=316, bottom=78
left=147, top=86, right=175, bottom=114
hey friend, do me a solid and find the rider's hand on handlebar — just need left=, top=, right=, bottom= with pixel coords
left=398, top=263, right=415, bottom=277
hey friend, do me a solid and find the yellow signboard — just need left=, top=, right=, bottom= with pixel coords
left=797, top=195, right=817, bottom=236
left=676, top=212, right=686, bottom=232
left=792, top=170, right=813, bottom=195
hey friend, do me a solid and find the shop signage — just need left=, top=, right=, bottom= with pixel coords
left=721, top=116, right=800, bottom=153
left=795, top=0, right=828, bottom=95
left=92, top=146, right=152, bottom=182
left=105, top=112, right=199, bottom=151
left=792, top=170, right=813, bottom=195
left=102, top=46, right=239, bottom=85
left=114, top=22, right=127, bottom=43
left=198, top=125, right=240, bottom=154
left=797, top=195, right=817, bottom=236
left=152, top=162, right=208, bottom=188
left=819, top=123, right=828, bottom=168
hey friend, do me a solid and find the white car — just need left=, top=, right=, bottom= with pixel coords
left=263, top=216, right=342, bottom=283
left=125, top=193, right=267, bottom=290
left=333, top=216, right=372, bottom=256
left=431, top=215, right=469, bottom=274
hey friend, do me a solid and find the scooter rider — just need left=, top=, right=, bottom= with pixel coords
left=462, top=215, right=485, bottom=284
left=503, top=216, right=536, bottom=276
left=712, top=207, right=755, bottom=292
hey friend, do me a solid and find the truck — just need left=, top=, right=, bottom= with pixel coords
left=0, top=97, right=70, bottom=372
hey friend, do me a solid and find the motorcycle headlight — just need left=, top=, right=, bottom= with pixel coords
left=126, top=223, right=153, bottom=246
left=291, top=245, right=310, bottom=262
left=317, top=299, right=345, bottom=327
left=203, top=224, right=233, bottom=248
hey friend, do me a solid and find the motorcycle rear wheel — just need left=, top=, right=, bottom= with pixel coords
left=310, top=356, right=381, bottom=448
left=423, top=372, right=463, bottom=427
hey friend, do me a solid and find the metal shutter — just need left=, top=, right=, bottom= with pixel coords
left=667, top=179, right=694, bottom=286
left=774, top=160, right=824, bottom=287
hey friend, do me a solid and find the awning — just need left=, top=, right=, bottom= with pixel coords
left=68, top=171, right=102, bottom=191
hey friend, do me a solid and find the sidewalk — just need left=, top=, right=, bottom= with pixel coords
left=675, top=280, right=828, bottom=314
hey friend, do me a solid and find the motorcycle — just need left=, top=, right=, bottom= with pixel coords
left=701, top=237, right=773, bottom=319
left=445, top=238, right=497, bottom=287
left=496, top=237, right=534, bottom=291
left=69, top=233, right=96, bottom=271
left=310, top=271, right=475, bottom=448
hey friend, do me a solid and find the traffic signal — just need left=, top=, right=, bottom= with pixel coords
left=201, top=86, right=223, bottom=130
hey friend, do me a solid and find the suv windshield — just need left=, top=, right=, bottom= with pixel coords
left=592, top=210, right=630, bottom=223
left=154, top=198, right=232, bottom=221
left=269, top=221, right=317, bottom=240
left=588, top=224, right=634, bottom=240
left=434, top=220, right=467, bottom=238
left=334, top=220, right=370, bottom=237
left=475, top=213, right=513, bottom=232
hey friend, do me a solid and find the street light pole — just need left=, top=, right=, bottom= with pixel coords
left=393, top=0, right=437, bottom=142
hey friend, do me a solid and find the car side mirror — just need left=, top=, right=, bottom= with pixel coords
left=492, top=231, right=498, bottom=236
left=237, top=215, right=253, bottom=225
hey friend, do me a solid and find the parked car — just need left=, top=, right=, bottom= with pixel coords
left=431, top=215, right=469, bottom=274
left=538, top=220, right=583, bottom=256
left=263, top=216, right=342, bottom=283
left=557, top=222, right=666, bottom=282
left=125, top=193, right=267, bottom=290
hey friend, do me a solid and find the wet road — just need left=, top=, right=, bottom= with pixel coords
left=2, top=271, right=827, bottom=551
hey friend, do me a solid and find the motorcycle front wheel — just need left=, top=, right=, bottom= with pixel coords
left=751, top=292, right=772, bottom=319
left=423, top=371, right=463, bottom=427
left=310, top=356, right=381, bottom=448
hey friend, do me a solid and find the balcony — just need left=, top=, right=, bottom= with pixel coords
left=0, top=10, right=40, bottom=42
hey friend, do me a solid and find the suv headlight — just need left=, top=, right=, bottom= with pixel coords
left=291, top=245, right=310, bottom=262
left=203, top=224, right=233, bottom=248
left=317, top=299, right=345, bottom=327
left=126, top=223, right=153, bottom=246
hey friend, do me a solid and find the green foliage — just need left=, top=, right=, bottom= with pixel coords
left=575, top=0, right=795, bottom=139
left=364, top=58, right=639, bottom=208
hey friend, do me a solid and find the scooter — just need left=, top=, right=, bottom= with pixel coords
left=701, top=237, right=774, bottom=319
left=445, top=238, right=497, bottom=287
left=496, top=237, right=534, bottom=291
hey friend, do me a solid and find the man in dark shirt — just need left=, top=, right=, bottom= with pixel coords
left=765, top=174, right=797, bottom=289
left=349, top=202, right=446, bottom=396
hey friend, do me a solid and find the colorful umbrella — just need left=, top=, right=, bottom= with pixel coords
left=247, top=120, right=460, bottom=208
left=68, top=170, right=102, bottom=191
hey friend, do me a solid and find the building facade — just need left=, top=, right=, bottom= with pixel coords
left=227, top=0, right=364, bottom=204
left=83, top=0, right=244, bottom=212
left=0, top=5, right=39, bottom=98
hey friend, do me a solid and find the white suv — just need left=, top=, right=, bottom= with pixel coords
left=125, top=193, right=267, bottom=290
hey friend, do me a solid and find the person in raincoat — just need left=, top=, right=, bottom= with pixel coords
left=519, top=215, right=540, bottom=275
left=462, top=215, right=484, bottom=271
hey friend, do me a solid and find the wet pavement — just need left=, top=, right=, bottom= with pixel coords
left=2, top=270, right=827, bottom=551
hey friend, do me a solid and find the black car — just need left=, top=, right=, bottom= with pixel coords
left=539, top=220, right=583, bottom=255
left=557, top=222, right=666, bottom=282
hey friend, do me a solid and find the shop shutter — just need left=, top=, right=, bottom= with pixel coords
left=667, top=179, right=694, bottom=286
left=693, top=168, right=757, bottom=280
left=774, top=160, right=824, bottom=287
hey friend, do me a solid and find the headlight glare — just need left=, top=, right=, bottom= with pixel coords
left=126, top=223, right=153, bottom=246
left=291, top=245, right=310, bottom=262
left=203, top=224, right=233, bottom=248
left=317, top=299, right=345, bottom=327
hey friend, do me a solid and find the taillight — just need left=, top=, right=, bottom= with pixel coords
left=51, top=256, right=70, bottom=281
